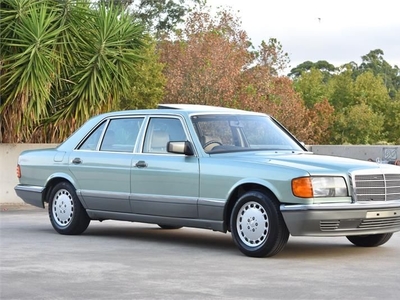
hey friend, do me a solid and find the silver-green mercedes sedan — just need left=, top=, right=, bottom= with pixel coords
left=15, top=104, right=400, bottom=257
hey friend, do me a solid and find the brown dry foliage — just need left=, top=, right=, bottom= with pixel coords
left=158, top=8, right=335, bottom=144
left=159, top=9, right=252, bottom=107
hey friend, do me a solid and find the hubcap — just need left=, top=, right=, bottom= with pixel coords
left=236, top=201, right=269, bottom=247
left=52, top=189, right=74, bottom=227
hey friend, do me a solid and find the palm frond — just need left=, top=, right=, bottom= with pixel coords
left=53, top=2, right=146, bottom=123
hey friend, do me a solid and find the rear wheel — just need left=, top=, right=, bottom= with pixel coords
left=230, top=191, right=289, bottom=257
left=346, top=233, right=393, bottom=247
left=48, top=182, right=90, bottom=235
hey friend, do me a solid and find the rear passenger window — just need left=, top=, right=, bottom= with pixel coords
left=100, top=118, right=144, bottom=152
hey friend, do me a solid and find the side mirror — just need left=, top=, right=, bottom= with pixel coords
left=167, top=141, right=194, bottom=156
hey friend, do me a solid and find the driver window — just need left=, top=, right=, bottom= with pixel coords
left=143, top=118, right=186, bottom=153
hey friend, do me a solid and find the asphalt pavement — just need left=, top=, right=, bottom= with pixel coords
left=1, top=205, right=399, bottom=300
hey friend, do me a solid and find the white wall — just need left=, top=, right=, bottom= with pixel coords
left=1, top=144, right=57, bottom=204
left=1, top=144, right=399, bottom=204
left=309, top=145, right=400, bottom=163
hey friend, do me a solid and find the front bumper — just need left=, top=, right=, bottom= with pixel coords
left=14, top=185, right=45, bottom=208
left=281, top=201, right=400, bottom=236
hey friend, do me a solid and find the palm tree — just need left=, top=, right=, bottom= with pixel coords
left=0, top=0, right=146, bottom=142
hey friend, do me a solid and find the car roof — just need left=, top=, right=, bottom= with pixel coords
left=95, top=104, right=263, bottom=119
left=157, top=104, right=247, bottom=113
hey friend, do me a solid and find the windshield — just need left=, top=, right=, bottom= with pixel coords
left=191, top=114, right=304, bottom=153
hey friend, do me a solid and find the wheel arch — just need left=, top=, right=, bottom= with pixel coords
left=223, top=182, right=281, bottom=231
left=42, top=173, right=80, bottom=205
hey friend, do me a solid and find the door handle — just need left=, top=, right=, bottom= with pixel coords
left=72, top=157, right=82, bottom=164
left=135, top=160, right=147, bottom=168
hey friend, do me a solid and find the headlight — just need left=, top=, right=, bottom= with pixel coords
left=292, top=177, right=348, bottom=198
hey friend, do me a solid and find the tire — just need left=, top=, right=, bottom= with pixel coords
left=346, top=233, right=393, bottom=247
left=48, top=182, right=90, bottom=235
left=158, top=224, right=182, bottom=230
left=230, top=191, right=289, bottom=257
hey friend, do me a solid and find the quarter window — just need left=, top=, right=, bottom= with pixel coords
left=79, top=122, right=106, bottom=150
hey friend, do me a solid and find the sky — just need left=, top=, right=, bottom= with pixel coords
left=207, top=0, right=400, bottom=72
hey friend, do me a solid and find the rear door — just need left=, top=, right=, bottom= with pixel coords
left=69, top=117, right=144, bottom=212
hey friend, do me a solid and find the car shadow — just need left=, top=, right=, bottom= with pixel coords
left=276, top=237, right=383, bottom=259
left=82, top=223, right=237, bottom=254
left=69, top=222, right=395, bottom=259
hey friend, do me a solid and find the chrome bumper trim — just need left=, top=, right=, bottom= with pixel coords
left=281, top=200, right=400, bottom=212
left=280, top=201, right=400, bottom=236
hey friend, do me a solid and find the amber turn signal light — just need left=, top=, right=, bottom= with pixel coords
left=292, top=177, right=313, bottom=198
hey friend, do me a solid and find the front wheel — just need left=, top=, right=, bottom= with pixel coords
left=346, top=233, right=393, bottom=247
left=230, top=191, right=289, bottom=257
left=48, top=181, right=90, bottom=235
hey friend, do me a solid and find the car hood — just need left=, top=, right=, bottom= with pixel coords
left=217, top=151, right=394, bottom=175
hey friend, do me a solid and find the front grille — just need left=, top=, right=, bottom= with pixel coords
left=353, top=172, right=400, bottom=202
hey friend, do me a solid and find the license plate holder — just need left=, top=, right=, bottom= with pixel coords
left=366, top=210, right=400, bottom=219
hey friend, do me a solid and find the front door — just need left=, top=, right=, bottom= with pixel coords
left=130, top=117, right=199, bottom=218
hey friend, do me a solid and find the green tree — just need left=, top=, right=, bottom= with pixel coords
left=0, top=0, right=148, bottom=143
left=384, top=99, right=400, bottom=144
left=119, top=38, right=165, bottom=110
left=327, top=67, right=355, bottom=110
left=286, top=51, right=400, bottom=144
left=353, top=71, right=391, bottom=114
left=357, top=49, right=400, bottom=99
left=293, top=68, right=329, bottom=108
left=103, top=0, right=206, bottom=34
left=288, top=60, right=336, bottom=80
left=332, top=103, right=385, bottom=144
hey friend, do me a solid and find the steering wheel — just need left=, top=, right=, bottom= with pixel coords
left=203, top=140, right=222, bottom=150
